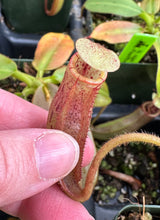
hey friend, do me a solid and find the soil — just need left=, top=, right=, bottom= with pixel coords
left=0, top=62, right=39, bottom=100
left=93, top=141, right=160, bottom=206
left=0, top=77, right=26, bottom=93
left=118, top=211, right=159, bottom=220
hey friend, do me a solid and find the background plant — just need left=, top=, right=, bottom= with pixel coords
left=46, top=38, right=160, bottom=202
left=82, top=0, right=160, bottom=139
left=84, top=0, right=160, bottom=105
left=0, top=31, right=112, bottom=111
left=0, top=32, right=74, bottom=110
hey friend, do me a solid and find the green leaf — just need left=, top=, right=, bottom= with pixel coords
left=152, top=92, right=160, bottom=109
left=90, top=21, right=142, bottom=44
left=0, top=54, right=17, bottom=80
left=141, top=0, right=160, bottom=14
left=51, top=65, right=66, bottom=84
left=94, top=82, right=112, bottom=107
left=84, top=0, right=143, bottom=17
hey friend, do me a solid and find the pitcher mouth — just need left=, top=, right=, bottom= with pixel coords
left=69, top=52, right=108, bottom=86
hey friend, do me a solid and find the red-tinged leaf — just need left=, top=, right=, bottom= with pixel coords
left=45, top=0, right=64, bottom=16
left=141, top=0, right=160, bottom=14
left=76, top=38, right=120, bottom=72
left=32, top=33, right=74, bottom=71
left=90, top=21, right=142, bottom=44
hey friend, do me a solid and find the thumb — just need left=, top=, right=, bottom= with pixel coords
left=0, top=129, right=79, bottom=207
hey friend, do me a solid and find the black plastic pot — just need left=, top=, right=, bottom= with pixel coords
left=0, top=0, right=91, bottom=58
left=0, top=0, right=72, bottom=58
left=81, top=103, right=160, bottom=220
left=114, top=204, right=160, bottom=219
left=1, top=0, right=73, bottom=33
left=107, top=63, right=157, bottom=105
left=91, top=104, right=160, bottom=220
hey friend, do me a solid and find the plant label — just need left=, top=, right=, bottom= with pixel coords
left=119, top=33, right=158, bottom=63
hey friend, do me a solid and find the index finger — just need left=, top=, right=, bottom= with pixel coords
left=0, top=89, right=48, bottom=130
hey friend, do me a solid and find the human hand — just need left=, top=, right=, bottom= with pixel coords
left=0, top=89, right=95, bottom=220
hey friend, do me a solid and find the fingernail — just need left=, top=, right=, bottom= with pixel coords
left=34, top=131, right=79, bottom=180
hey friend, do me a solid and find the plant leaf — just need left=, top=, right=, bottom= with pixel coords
left=90, top=21, right=142, bottom=44
left=0, top=54, right=17, bottom=80
left=152, top=93, right=160, bottom=109
left=84, top=0, right=143, bottom=17
left=76, top=38, right=120, bottom=72
left=51, top=65, right=67, bottom=84
left=32, top=83, right=58, bottom=110
left=94, top=82, right=112, bottom=107
left=32, top=33, right=74, bottom=71
left=45, top=0, right=64, bottom=16
left=141, top=0, right=160, bottom=14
